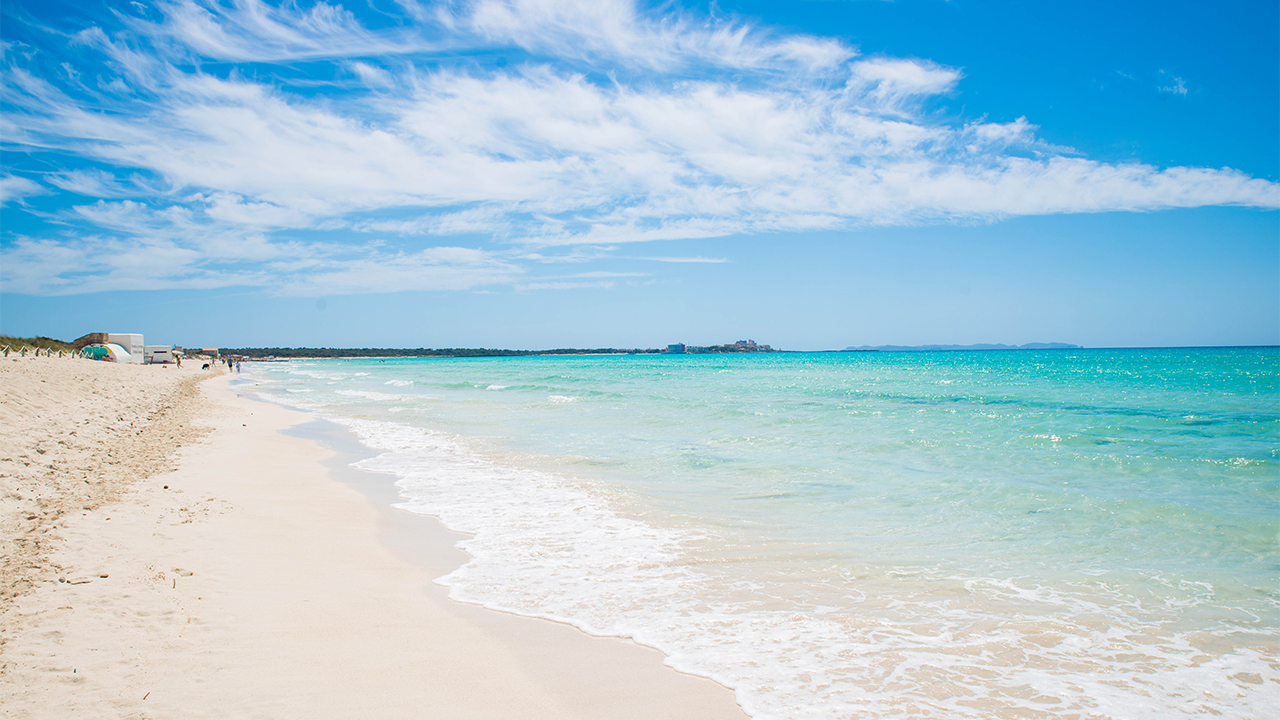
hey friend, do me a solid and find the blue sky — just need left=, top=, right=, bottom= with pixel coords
left=1, top=0, right=1276, bottom=350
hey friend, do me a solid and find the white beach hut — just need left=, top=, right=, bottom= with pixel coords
left=107, top=333, right=144, bottom=363
left=144, top=345, right=175, bottom=364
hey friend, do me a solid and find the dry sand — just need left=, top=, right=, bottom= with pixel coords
left=0, top=356, right=747, bottom=719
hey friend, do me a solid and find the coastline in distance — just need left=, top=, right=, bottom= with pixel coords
left=842, top=343, right=1082, bottom=352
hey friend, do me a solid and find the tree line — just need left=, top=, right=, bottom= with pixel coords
left=220, top=347, right=667, bottom=358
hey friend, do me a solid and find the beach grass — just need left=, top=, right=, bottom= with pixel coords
left=0, top=335, right=74, bottom=354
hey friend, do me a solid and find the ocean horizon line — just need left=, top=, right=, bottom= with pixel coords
left=210, top=343, right=1280, bottom=359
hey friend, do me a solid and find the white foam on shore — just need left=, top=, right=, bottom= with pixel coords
left=325, top=415, right=1279, bottom=720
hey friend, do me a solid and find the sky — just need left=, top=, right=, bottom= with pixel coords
left=1, top=0, right=1277, bottom=350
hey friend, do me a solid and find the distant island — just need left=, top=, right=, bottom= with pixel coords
left=842, top=343, right=1082, bottom=352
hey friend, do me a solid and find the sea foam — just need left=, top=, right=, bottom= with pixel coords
left=324, top=415, right=1278, bottom=720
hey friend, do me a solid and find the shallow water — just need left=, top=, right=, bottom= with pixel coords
left=252, top=348, right=1279, bottom=719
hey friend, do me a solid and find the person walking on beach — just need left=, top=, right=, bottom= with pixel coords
left=236, top=360, right=241, bottom=373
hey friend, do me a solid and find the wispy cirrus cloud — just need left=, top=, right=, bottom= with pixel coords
left=0, top=175, right=47, bottom=205
left=463, top=0, right=854, bottom=73
left=129, top=0, right=444, bottom=63
left=1, top=0, right=1276, bottom=297
left=45, top=169, right=154, bottom=198
left=1, top=206, right=522, bottom=296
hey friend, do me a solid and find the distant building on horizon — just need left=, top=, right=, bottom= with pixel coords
left=666, top=340, right=776, bottom=354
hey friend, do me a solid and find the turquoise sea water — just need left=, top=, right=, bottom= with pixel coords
left=251, top=348, right=1279, bottom=719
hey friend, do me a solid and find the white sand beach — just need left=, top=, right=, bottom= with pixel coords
left=0, top=357, right=746, bottom=719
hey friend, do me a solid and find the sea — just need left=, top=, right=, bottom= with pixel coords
left=247, top=347, right=1279, bottom=719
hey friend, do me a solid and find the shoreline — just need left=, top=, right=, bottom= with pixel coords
left=0, top=359, right=746, bottom=718
left=277, top=416, right=475, bottom=577
left=242, top=352, right=1280, bottom=719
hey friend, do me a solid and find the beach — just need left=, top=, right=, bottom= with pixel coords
left=0, top=356, right=746, bottom=718
left=2, top=349, right=1275, bottom=719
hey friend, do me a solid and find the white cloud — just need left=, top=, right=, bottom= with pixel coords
left=849, top=57, right=961, bottom=109
left=132, top=0, right=438, bottom=63
left=464, top=0, right=854, bottom=73
left=17, top=62, right=1248, bottom=242
left=46, top=169, right=133, bottom=197
left=348, top=60, right=395, bottom=87
left=274, top=246, right=522, bottom=296
left=392, top=0, right=434, bottom=23
left=197, top=193, right=314, bottom=227
left=967, top=116, right=1035, bottom=145
left=639, top=256, right=729, bottom=263
left=1, top=0, right=1276, bottom=297
left=357, top=206, right=513, bottom=236
left=0, top=210, right=522, bottom=296
left=1159, top=76, right=1188, bottom=96
left=0, top=232, right=265, bottom=295
left=0, top=175, right=46, bottom=205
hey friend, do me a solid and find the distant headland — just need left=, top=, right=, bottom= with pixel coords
left=842, top=343, right=1082, bottom=352
left=220, top=347, right=662, bottom=359
left=219, top=340, right=780, bottom=359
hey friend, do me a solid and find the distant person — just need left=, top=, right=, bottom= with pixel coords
left=236, top=361, right=241, bottom=373
left=176, top=355, right=182, bottom=368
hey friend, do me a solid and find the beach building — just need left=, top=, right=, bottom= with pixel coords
left=144, top=345, right=176, bottom=364
left=69, top=331, right=150, bottom=363
left=667, top=343, right=686, bottom=354
left=107, top=333, right=145, bottom=363
left=80, top=344, right=133, bottom=363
